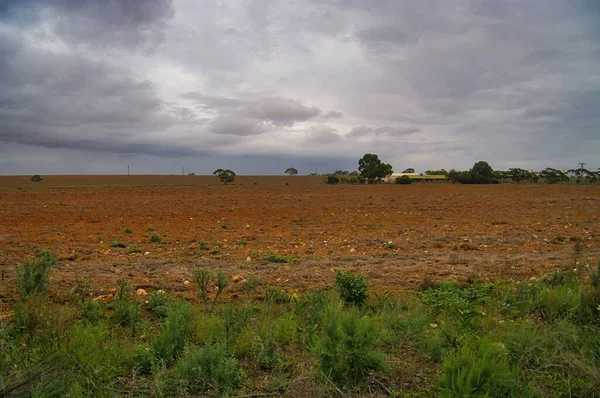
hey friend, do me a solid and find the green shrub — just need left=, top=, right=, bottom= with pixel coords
left=80, top=300, right=107, bottom=324
left=437, top=338, right=518, bottom=397
left=16, top=251, right=56, bottom=298
left=265, top=286, right=294, bottom=304
left=109, top=241, right=127, bottom=248
left=312, top=306, right=388, bottom=386
left=150, top=233, right=162, bottom=243
left=147, top=290, right=171, bottom=319
left=151, top=302, right=192, bottom=365
left=335, top=270, right=369, bottom=307
left=586, top=261, right=600, bottom=287
left=198, top=240, right=209, bottom=250
left=177, top=343, right=245, bottom=394
left=395, top=175, right=413, bottom=184
left=124, top=227, right=133, bottom=234
left=325, top=175, right=340, bottom=185
left=262, top=252, right=297, bottom=263
left=67, top=322, right=130, bottom=390
left=113, top=300, right=140, bottom=328
left=193, top=268, right=211, bottom=300
left=222, top=304, right=259, bottom=341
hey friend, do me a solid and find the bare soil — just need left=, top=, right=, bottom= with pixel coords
left=1, top=176, right=599, bottom=309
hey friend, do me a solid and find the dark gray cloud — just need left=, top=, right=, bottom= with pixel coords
left=0, top=0, right=598, bottom=174
left=1, top=0, right=174, bottom=49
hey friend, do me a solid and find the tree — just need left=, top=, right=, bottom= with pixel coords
left=538, top=168, right=569, bottom=184
left=285, top=167, right=298, bottom=176
left=31, top=174, right=43, bottom=182
left=358, top=154, right=393, bottom=182
left=213, top=169, right=236, bottom=184
left=507, top=168, right=531, bottom=182
left=325, top=175, right=340, bottom=184
left=402, top=168, right=415, bottom=173
left=471, top=161, right=494, bottom=178
left=425, top=169, right=448, bottom=176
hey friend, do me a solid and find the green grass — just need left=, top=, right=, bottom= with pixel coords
left=262, top=252, right=299, bottom=263
left=2, top=253, right=600, bottom=396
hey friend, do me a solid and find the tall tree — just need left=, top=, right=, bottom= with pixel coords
left=213, top=169, right=236, bottom=184
left=285, top=167, right=298, bottom=176
left=358, top=154, right=393, bottom=181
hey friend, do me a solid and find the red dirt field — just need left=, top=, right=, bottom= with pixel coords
left=1, top=175, right=599, bottom=311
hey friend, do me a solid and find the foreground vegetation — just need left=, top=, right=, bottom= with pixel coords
left=1, top=252, right=600, bottom=396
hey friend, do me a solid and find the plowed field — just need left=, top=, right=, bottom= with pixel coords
left=1, top=176, right=599, bottom=308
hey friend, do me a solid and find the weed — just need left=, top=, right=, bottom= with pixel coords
left=79, top=300, right=107, bottom=324
left=124, top=227, right=133, bottom=234
left=586, top=261, right=600, bottom=287
left=335, top=269, right=369, bottom=307
left=437, top=338, right=518, bottom=397
left=198, top=240, right=210, bottom=250
left=221, top=222, right=228, bottom=229
left=210, top=271, right=229, bottom=312
left=193, top=268, right=211, bottom=300
left=109, top=241, right=127, bottom=248
left=16, top=251, right=56, bottom=299
left=312, top=306, right=388, bottom=386
left=262, top=252, right=298, bottom=263
left=177, top=342, right=245, bottom=394
left=384, top=242, right=397, bottom=250
left=265, top=286, right=294, bottom=304
left=129, top=246, right=141, bottom=253
left=113, top=300, right=140, bottom=329
left=135, top=302, right=192, bottom=373
left=147, top=290, right=171, bottom=319
left=235, top=239, right=247, bottom=246
left=150, top=233, right=162, bottom=243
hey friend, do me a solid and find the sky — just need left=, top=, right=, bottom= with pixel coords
left=0, top=0, right=599, bottom=175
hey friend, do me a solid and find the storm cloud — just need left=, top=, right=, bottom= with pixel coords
left=0, top=0, right=598, bottom=174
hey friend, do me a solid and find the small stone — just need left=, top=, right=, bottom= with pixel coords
left=350, top=248, right=356, bottom=253
left=232, top=275, right=245, bottom=283
left=144, top=251, right=150, bottom=255
left=136, top=289, right=147, bottom=296
left=184, top=280, right=191, bottom=285
left=246, top=256, right=252, bottom=262
left=429, top=323, right=438, bottom=328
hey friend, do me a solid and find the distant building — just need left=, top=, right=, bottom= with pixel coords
left=383, top=173, right=447, bottom=183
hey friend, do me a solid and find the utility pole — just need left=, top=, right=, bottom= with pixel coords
left=182, top=166, right=184, bottom=175
left=127, top=165, right=130, bottom=176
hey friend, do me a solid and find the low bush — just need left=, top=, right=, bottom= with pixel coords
left=335, top=270, right=369, bottom=307
left=312, top=306, right=388, bottom=386
left=16, top=251, right=56, bottom=299
left=177, top=342, right=245, bottom=394
left=438, top=338, right=518, bottom=397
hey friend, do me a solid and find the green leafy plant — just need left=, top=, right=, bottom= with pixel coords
left=262, top=252, right=298, bottom=263
left=124, top=227, right=133, bottom=234
left=150, top=233, right=162, bottom=243
left=198, top=240, right=209, bottom=250
left=193, top=268, right=211, bottom=300
left=16, top=251, right=56, bottom=298
left=177, top=342, right=245, bottom=394
left=147, top=290, right=171, bottom=319
left=335, top=270, right=369, bottom=307
left=210, top=271, right=229, bottom=312
left=312, top=306, right=388, bottom=386
left=437, top=338, right=518, bottom=397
